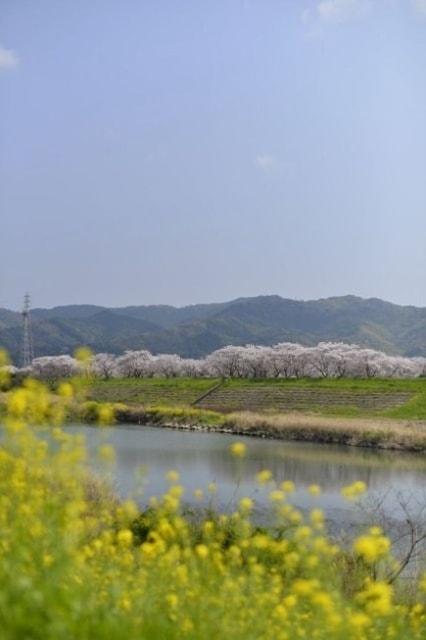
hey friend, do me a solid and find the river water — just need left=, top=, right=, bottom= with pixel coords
left=72, top=424, right=426, bottom=534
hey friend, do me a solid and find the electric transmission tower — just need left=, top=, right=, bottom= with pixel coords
left=22, top=292, right=34, bottom=367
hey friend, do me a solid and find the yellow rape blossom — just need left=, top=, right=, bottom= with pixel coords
left=239, top=497, right=254, bottom=512
left=229, top=441, right=247, bottom=457
left=308, top=484, right=321, bottom=497
left=0, top=370, right=424, bottom=640
left=165, top=470, right=180, bottom=483
left=341, top=481, right=367, bottom=500
left=280, top=480, right=295, bottom=494
left=353, top=529, right=391, bottom=564
left=117, top=529, right=133, bottom=546
left=256, top=469, right=273, bottom=485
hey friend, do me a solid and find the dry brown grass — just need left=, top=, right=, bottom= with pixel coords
left=223, top=411, right=426, bottom=451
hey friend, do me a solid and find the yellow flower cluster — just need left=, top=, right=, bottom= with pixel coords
left=353, top=527, right=391, bottom=564
left=341, top=481, right=367, bottom=500
left=356, top=579, right=393, bottom=616
left=0, top=373, right=425, bottom=639
left=308, top=484, right=322, bottom=496
left=229, top=441, right=247, bottom=458
left=256, top=469, right=273, bottom=485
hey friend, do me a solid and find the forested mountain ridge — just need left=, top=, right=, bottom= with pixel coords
left=0, top=295, right=425, bottom=364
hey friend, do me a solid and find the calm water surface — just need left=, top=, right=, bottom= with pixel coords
left=70, top=424, right=426, bottom=530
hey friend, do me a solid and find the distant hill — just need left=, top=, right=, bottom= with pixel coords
left=1, top=295, right=425, bottom=364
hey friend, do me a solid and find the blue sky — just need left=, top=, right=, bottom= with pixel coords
left=1, top=0, right=425, bottom=310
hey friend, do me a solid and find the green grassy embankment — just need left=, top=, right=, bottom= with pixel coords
left=88, top=377, right=218, bottom=407
left=89, top=377, right=426, bottom=420
left=86, top=378, right=426, bottom=451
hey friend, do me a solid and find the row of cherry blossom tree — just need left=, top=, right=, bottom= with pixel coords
left=15, top=342, right=426, bottom=381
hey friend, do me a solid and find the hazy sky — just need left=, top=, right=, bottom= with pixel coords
left=1, top=0, right=426, bottom=310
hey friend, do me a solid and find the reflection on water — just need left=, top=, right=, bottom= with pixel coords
left=69, top=424, right=426, bottom=527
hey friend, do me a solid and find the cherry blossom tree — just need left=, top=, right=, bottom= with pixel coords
left=205, top=346, right=248, bottom=378
left=16, top=342, right=425, bottom=380
left=153, top=354, right=184, bottom=378
left=90, top=353, right=117, bottom=380
left=115, top=350, right=154, bottom=378
left=30, top=355, right=80, bottom=382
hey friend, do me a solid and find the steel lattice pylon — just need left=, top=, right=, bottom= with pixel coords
left=22, top=292, right=34, bottom=367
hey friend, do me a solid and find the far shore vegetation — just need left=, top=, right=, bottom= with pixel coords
left=2, top=370, right=425, bottom=452
left=71, top=377, right=426, bottom=452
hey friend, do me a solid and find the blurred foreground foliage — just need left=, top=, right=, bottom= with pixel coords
left=0, top=353, right=425, bottom=639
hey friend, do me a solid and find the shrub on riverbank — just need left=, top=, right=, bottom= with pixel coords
left=116, top=403, right=226, bottom=427
left=1, top=367, right=426, bottom=638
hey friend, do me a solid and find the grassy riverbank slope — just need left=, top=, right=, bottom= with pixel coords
left=89, top=377, right=426, bottom=420
left=85, top=377, right=426, bottom=451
